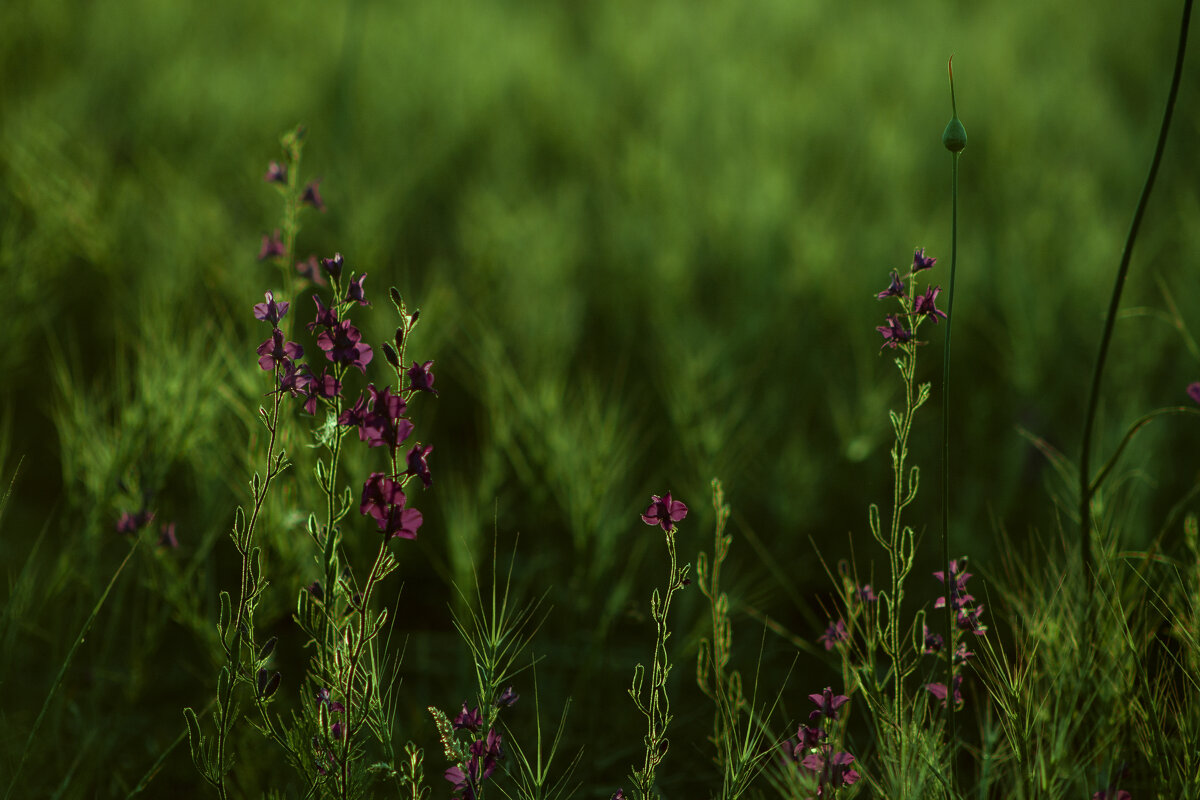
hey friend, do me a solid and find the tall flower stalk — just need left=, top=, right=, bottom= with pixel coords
left=939, top=54, right=967, bottom=794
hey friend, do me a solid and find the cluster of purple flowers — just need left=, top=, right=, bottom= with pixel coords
left=115, top=507, right=178, bottom=549
left=252, top=245, right=438, bottom=542
left=311, top=687, right=348, bottom=775
left=781, top=686, right=861, bottom=796
left=817, top=573, right=875, bottom=652
left=924, top=558, right=986, bottom=707
left=875, top=248, right=947, bottom=350
left=441, top=691, right=518, bottom=800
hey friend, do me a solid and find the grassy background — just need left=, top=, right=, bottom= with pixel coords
left=2, top=0, right=1199, bottom=796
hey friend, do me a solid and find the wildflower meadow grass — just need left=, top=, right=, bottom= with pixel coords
left=3, top=0, right=1200, bottom=798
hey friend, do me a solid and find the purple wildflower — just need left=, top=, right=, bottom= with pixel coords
left=315, top=687, right=346, bottom=714
left=792, top=725, right=827, bottom=757
left=116, top=509, right=155, bottom=534
left=1093, top=791, right=1131, bottom=800
left=922, top=623, right=944, bottom=654
left=913, top=284, right=948, bottom=322
left=296, top=254, right=327, bottom=286
left=611, top=792, right=626, bottom=800
left=807, top=687, right=850, bottom=723
left=876, top=270, right=905, bottom=300
left=263, top=161, right=287, bottom=184
left=800, top=746, right=861, bottom=796
left=407, top=360, right=438, bottom=396
left=317, top=319, right=373, bottom=373
left=912, top=247, right=936, bottom=272
left=956, top=604, right=988, bottom=635
left=345, top=273, right=368, bottom=306
left=258, top=229, right=285, bottom=261
left=641, top=492, right=688, bottom=532
left=253, top=291, right=289, bottom=326
left=321, top=253, right=344, bottom=283
left=256, top=329, right=304, bottom=372
left=158, top=522, right=178, bottom=548
left=494, top=686, right=519, bottom=707
left=379, top=504, right=423, bottom=540
left=818, top=619, right=848, bottom=651
left=308, top=294, right=339, bottom=331
left=405, top=443, right=433, bottom=488
left=876, top=315, right=914, bottom=350
left=360, top=473, right=407, bottom=526
left=1188, top=382, right=1200, bottom=405
left=453, top=703, right=483, bottom=733
left=301, top=180, right=325, bottom=212
left=925, top=674, right=963, bottom=708
left=855, top=583, right=877, bottom=603
left=358, top=385, right=414, bottom=449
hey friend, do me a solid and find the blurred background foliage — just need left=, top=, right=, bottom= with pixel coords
left=1, top=0, right=1199, bottom=795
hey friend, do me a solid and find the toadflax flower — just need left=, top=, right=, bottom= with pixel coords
left=407, top=360, right=438, bottom=396
left=913, top=284, right=948, bottom=322
left=641, top=492, right=688, bottom=532
left=808, top=687, right=850, bottom=723
left=876, top=315, right=914, bottom=350
left=317, top=319, right=373, bottom=373
left=912, top=247, right=937, bottom=272
left=253, top=291, right=289, bottom=326
left=818, top=619, right=848, bottom=651
left=258, top=229, right=285, bottom=261
left=876, top=270, right=905, bottom=300
left=405, top=443, right=433, bottom=488
left=801, top=746, right=861, bottom=796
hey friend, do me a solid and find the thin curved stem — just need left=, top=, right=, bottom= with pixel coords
left=1079, top=0, right=1193, bottom=591
left=941, top=149, right=960, bottom=797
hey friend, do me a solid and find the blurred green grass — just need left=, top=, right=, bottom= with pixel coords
left=1, top=0, right=1198, bottom=795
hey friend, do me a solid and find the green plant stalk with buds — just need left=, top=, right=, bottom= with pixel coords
left=628, top=520, right=691, bottom=800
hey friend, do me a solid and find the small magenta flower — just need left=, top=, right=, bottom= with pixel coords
left=876, top=271, right=905, bottom=300
left=453, top=703, right=483, bottom=733
left=258, top=229, right=285, bottom=261
left=792, top=724, right=827, bottom=757
left=379, top=504, right=424, bottom=540
left=405, top=443, right=433, bottom=488
left=360, top=473, right=406, bottom=525
left=306, top=580, right=325, bottom=603
left=256, top=329, right=303, bottom=371
left=912, top=247, right=937, bottom=272
left=116, top=509, right=155, bottom=534
left=158, top=522, right=178, bottom=548
left=800, top=747, right=860, bottom=795
left=925, top=674, right=963, bottom=708
left=855, top=584, right=877, bottom=603
left=317, top=319, right=373, bottom=373
left=641, top=492, right=688, bottom=532
left=818, top=619, right=848, bottom=651
left=494, top=686, right=519, bottom=707
left=359, top=386, right=414, bottom=449
left=1188, top=382, right=1200, bottom=405
left=296, top=255, right=327, bottom=286
left=610, top=792, right=626, bottom=800
left=922, top=623, right=944, bottom=654
left=877, top=315, right=914, bottom=350
left=308, top=295, right=339, bottom=331
left=263, top=161, right=287, bottom=184
left=321, top=253, right=345, bottom=283
left=253, top=291, right=289, bottom=326
left=301, top=180, right=326, bottom=212
left=315, top=687, right=346, bottom=713
left=345, top=273, right=369, bottom=306
left=913, top=285, right=948, bottom=323
left=807, top=687, right=850, bottom=723
left=407, top=360, right=438, bottom=396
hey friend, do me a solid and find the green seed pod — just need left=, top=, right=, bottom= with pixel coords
left=943, top=56, right=967, bottom=154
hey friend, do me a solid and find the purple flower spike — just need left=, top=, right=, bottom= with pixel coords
left=407, top=360, right=438, bottom=396
left=818, top=619, right=848, bottom=651
left=1188, top=382, right=1200, bottom=405
left=913, top=285, right=948, bottom=322
left=301, top=180, right=326, bottom=212
left=876, top=270, right=905, bottom=300
left=800, top=747, right=860, bottom=794
left=263, top=161, right=287, bottom=184
left=876, top=315, right=914, bottom=350
left=912, top=247, right=937, bottom=272
left=641, top=492, right=688, bottom=532
left=317, top=319, right=373, bottom=373
left=346, top=273, right=368, bottom=306
left=258, top=229, right=285, bottom=261
left=807, top=687, right=850, bottom=723
left=405, top=443, right=433, bottom=488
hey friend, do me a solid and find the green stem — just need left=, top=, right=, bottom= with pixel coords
left=941, top=150, right=960, bottom=795
left=1079, top=0, right=1193, bottom=593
